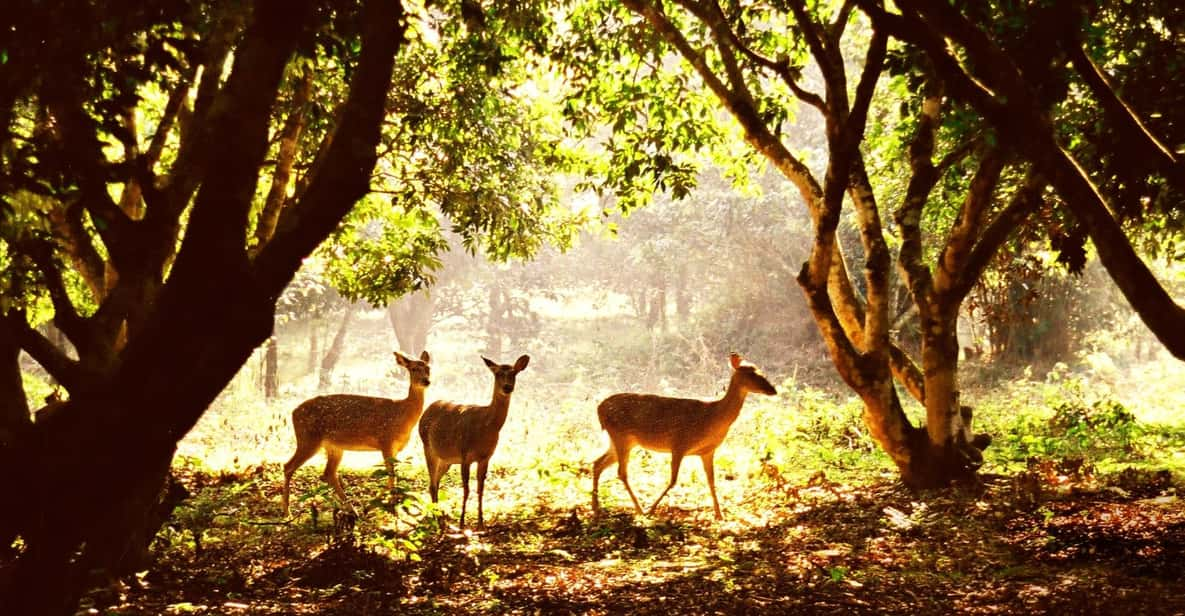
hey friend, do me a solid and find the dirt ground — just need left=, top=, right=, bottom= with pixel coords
left=67, top=460, right=1185, bottom=615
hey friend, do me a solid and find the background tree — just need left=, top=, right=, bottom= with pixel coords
left=556, top=0, right=1045, bottom=485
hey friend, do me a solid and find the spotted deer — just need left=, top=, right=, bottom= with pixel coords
left=592, top=353, right=777, bottom=519
left=281, top=350, right=431, bottom=517
left=418, top=354, right=530, bottom=527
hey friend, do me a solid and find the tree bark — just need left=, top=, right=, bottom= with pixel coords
left=251, top=65, right=314, bottom=258
left=0, top=1, right=406, bottom=611
left=868, top=0, right=1185, bottom=360
left=263, top=337, right=279, bottom=400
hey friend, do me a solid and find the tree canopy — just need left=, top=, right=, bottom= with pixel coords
left=2, top=0, right=1184, bottom=612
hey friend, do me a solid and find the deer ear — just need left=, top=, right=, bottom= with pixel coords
left=514, top=354, right=530, bottom=372
left=482, top=356, right=498, bottom=370
left=394, top=352, right=409, bottom=366
left=420, top=350, right=431, bottom=364
left=729, top=353, right=742, bottom=370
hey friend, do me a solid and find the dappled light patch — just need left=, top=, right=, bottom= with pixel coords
left=82, top=456, right=1185, bottom=614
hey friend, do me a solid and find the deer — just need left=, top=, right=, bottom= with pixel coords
left=281, top=350, right=431, bottom=517
left=592, top=353, right=778, bottom=520
left=418, top=354, right=530, bottom=528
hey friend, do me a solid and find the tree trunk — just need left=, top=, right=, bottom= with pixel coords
left=319, top=306, right=355, bottom=387
left=0, top=328, right=31, bottom=555
left=0, top=0, right=405, bottom=610
left=487, top=284, right=505, bottom=359
left=0, top=328, right=31, bottom=438
left=914, top=311, right=984, bottom=485
left=307, top=322, right=320, bottom=376
left=262, top=337, right=278, bottom=400
left=3, top=268, right=277, bottom=613
left=387, top=291, right=434, bottom=355
left=674, top=265, right=691, bottom=319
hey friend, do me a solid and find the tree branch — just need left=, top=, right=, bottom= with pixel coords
left=166, top=0, right=312, bottom=282
left=251, top=64, right=314, bottom=258
left=46, top=201, right=106, bottom=301
left=160, top=4, right=247, bottom=224
left=894, top=90, right=941, bottom=313
left=3, top=313, right=88, bottom=392
left=254, top=0, right=408, bottom=297
left=697, top=0, right=825, bottom=111
left=1064, top=40, right=1185, bottom=192
left=950, top=169, right=1045, bottom=303
left=889, top=342, right=924, bottom=402
left=935, top=145, right=1007, bottom=300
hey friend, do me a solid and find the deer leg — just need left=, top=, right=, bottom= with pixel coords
left=322, top=448, right=354, bottom=513
left=476, top=459, right=490, bottom=527
left=382, top=444, right=396, bottom=492
left=591, top=447, right=618, bottom=514
left=701, top=451, right=722, bottom=520
left=613, top=442, right=644, bottom=515
left=648, top=451, right=685, bottom=516
left=282, top=441, right=320, bottom=517
left=423, top=444, right=441, bottom=503
left=459, top=458, right=472, bottom=528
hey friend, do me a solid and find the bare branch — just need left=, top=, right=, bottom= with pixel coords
left=253, top=0, right=408, bottom=297
left=935, top=145, right=1008, bottom=300
left=695, top=0, right=825, bottom=111
left=950, top=169, right=1044, bottom=302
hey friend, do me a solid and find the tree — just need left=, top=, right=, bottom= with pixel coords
left=558, top=0, right=1032, bottom=485
left=0, top=0, right=573, bottom=611
left=856, top=0, right=1185, bottom=359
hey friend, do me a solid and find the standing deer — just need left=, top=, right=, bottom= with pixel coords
left=419, top=354, right=530, bottom=527
left=592, top=353, right=777, bottom=519
left=281, top=350, right=431, bottom=517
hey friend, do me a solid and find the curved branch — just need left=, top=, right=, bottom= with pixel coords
left=3, top=313, right=88, bottom=392
left=1065, top=41, right=1185, bottom=192
left=694, top=0, right=825, bottom=111
left=254, top=0, right=408, bottom=297
left=251, top=64, right=314, bottom=258
left=934, top=145, right=1007, bottom=300
left=949, top=169, right=1045, bottom=303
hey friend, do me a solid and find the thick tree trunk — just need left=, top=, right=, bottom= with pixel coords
left=0, top=329, right=31, bottom=555
left=0, top=0, right=405, bottom=611
left=4, top=269, right=276, bottom=613
left=914, top=311, right=984, bottom=485
left=0, top=330, right=30, bottom=438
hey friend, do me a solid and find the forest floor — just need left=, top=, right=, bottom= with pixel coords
left=78, top=458, right=1185, bottom=616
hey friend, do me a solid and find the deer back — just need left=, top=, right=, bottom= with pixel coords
left=598, top=393, right=732, bottom=453
left=294, top=394, right=423, bottom=449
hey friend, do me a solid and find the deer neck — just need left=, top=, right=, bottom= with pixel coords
left=712, top=376, right=750, bottom=422
left=404, top=384, right=426, bottom=408
left=483, top=391, right=513, bottom=429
